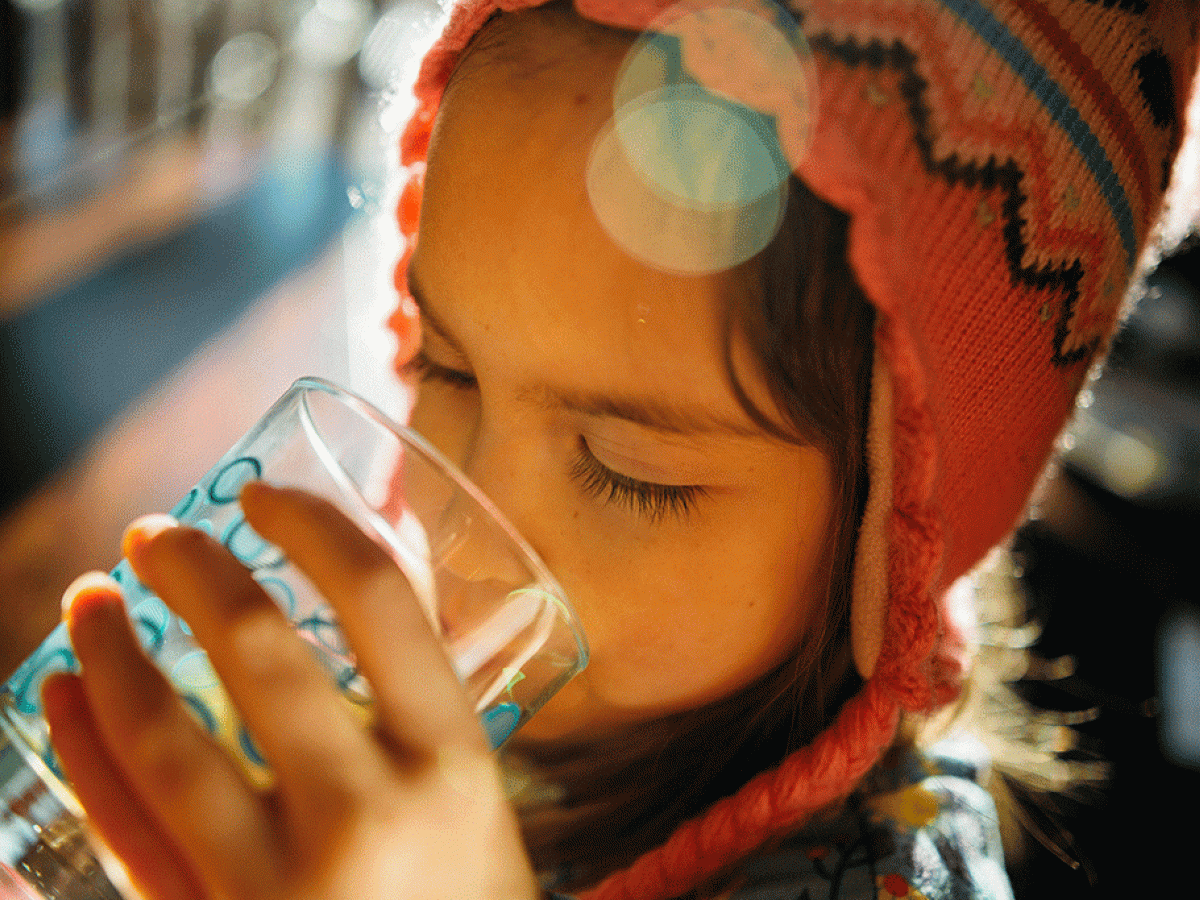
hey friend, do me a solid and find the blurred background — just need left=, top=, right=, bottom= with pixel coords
left=0, top=2, right=1198, bottom=898
left=1006, top=239, right=1200, bottom=899
left=0, top=0, right=442, bottom=671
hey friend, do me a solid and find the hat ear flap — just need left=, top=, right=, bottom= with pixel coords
left=850, top=348, right=892, bottom=679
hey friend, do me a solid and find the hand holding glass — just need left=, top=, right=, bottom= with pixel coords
left=0, top=377, right=587, bottom=900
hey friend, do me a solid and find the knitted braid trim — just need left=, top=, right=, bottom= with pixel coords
left=859, top=274, right=948, bottom=711
left=799, top=121, right=952, bottom=712
left=579, top=681, right=901, bottom=900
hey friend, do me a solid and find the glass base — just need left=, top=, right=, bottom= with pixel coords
left=1, top=710, right=124, bottom=900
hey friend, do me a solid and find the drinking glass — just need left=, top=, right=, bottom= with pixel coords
left=0, top=376, right=587, bottom=900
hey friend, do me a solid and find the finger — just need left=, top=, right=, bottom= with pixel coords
left=61, top=572, right=281, bottom=894
left=42, top=671, right=208, bottom=900
left=239, top=482, right=486, bottom=756
left=121, top=518, right=385, bottom=816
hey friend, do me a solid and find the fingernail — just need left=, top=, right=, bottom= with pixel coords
left=62, top=571, right=124, bottom=623
left=121, top=513, right=178, bottom=562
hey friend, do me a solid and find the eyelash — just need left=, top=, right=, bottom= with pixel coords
left=403, top=350, right=478, bottom=390
left=406, top=350, right=705, bottom=523
left=569, top=439, right=706, bottom=523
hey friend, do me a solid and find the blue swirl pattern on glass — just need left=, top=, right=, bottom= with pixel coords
left=0, top=453, right=375, bottom=776
left=3, top=417, right=542, bottom=781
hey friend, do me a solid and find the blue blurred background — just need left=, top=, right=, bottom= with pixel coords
left=0, top=2, right=1198, bottom=897
left=0, top=0, right=443, bottom=670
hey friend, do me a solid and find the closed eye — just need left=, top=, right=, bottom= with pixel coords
left=569, top=437, right=706, bottom=523
left=401, top=349, right=478, bottom=390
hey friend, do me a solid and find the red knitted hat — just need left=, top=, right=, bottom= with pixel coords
left=388, top=2, right=1198, bottom=898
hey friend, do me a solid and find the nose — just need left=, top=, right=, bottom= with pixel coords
left=406, top=393, right=554, bottom=592
left=456, top=427, right=523, bottom=529
left=394, top=420, right=532, bottom=594
left=413, top=430, right=565, bottom=713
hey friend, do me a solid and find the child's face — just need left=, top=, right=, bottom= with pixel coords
left=406, top=22, right=835, bottom=742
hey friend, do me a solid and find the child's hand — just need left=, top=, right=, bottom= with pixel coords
left=41, top=482, right=539, bottom=900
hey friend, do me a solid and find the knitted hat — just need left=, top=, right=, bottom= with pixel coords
left=388, top=2, right=1198, bottom=898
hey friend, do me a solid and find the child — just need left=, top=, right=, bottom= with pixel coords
left=41, top=1, right=1198, bottom=899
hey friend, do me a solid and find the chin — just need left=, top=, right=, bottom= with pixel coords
left=510, top=676, right=704, bottom=747
left=511, top=679, right=609, bottom=745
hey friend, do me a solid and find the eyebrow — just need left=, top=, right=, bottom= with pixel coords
left=406, top=265, right=764, bottom=439
left=517, top=384, right=763, bottom=437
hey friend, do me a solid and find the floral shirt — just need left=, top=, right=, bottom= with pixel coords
left=547, top=736, right=1013, bottom=900
left=729, top=737, right=1013, bottom=900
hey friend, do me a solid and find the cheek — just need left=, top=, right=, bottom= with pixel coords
left=563, top=525, right=815, bottom=717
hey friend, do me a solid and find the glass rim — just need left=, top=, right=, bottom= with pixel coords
left=291, top=376, right=589, bottom=669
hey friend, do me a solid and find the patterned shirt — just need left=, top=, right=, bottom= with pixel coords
left=730, top=737, right=1013, bottom=900
left=547, top=737, right=1013, bottom=900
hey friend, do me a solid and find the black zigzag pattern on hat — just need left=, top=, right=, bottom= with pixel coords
left=808, top=32, right=1095, bottom=366
left=1077, top=0, right=1148, bottom=14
